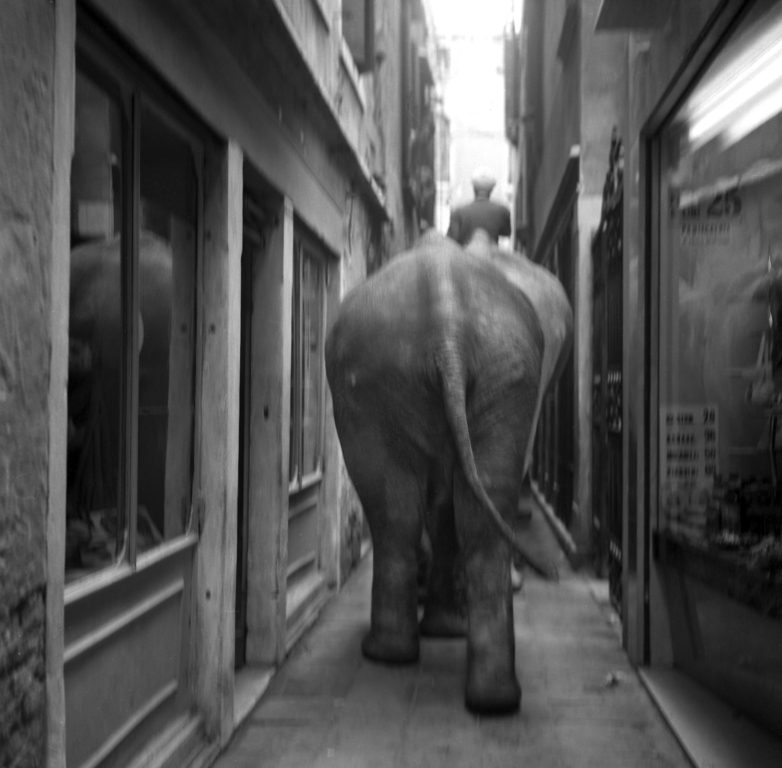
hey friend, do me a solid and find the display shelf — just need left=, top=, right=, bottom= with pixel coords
left=655, top=531, right=782, bottom=618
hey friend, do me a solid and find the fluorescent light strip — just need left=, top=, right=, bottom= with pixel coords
left=725, top=80, right=782, bottom=146
left=686, top=8, right=782, bottom=150
left=688, top=38, right=782, bottom=144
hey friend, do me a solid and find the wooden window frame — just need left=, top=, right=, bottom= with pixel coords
left=67, top=14, right=212, bottom=590
left=288, top=229, right=329, bottom=494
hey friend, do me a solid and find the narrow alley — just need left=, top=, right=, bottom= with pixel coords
left=213, top=504, right=688, bottom=768
left=6, top=2, right=782, bottom=767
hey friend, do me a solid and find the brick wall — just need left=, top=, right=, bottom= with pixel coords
left=0, top=593, right=45, bottom=768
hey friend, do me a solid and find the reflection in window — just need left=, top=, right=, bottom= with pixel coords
left=658, top=0, right=782, bottom=567
left=655, top=4, right=782, bottom=725
left=290, top=236, right=327, bottom=487
left=67, top=71, right=124, bottom=578
left=67, top=64, right=200, bottom=583
left=137, top=106, right=197, bottom=551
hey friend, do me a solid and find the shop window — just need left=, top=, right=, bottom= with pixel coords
left=289, top=233, right=327, bottom=490
left=657, top=0, right=782, bottom=594
left=67, top=46, right=201, bottom=582
left=67, top=71, right=124, bottom=576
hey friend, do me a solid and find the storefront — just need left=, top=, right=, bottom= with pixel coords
left=22, top=1, right=396, bottom=766
left=64, top=16, right=215, bottom=766
left=621, top=0, right=782, bottom=752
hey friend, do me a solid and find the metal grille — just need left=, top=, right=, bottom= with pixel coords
left=592, top=128, right=624, bottom=615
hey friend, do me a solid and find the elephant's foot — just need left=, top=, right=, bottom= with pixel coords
left=465, top=668, right=521, bottom=715
left=362, top=629, right=419, bottom=664
left=420, top=605, right=467, bottom=638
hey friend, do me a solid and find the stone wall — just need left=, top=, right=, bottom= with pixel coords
left=0, top=593, right=45, bottom=767
left=0, top=2, right=59, bottom=765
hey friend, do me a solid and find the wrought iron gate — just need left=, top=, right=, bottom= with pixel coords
left=532, top=211, right=575, bottom=531
left=592, top=129, right=624, bottom=614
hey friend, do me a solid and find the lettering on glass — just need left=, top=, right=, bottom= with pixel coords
left=670, top=188, right=742, bottom=246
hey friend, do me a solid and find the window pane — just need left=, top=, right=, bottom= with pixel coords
left=301, top=251, right=324, bottom=476
left=137, top=105, right=197, bottom=550
left=67, top=71, right=125, bottom=580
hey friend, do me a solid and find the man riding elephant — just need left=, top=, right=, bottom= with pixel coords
left=446, top=168, right=512, bottom=245
left=325, top=231, right=572, bottom=715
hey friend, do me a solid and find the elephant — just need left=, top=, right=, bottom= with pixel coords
left=325, top=230, right=573, bottom=714
left=66, top=230, right=186, bottom=572
left=464, top=230, right=573, bottom=479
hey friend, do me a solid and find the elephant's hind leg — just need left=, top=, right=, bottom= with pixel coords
left=420, top=490, right=467, bottom=638
left=454, top=372, right=539, bottom=714
left=457, top=500, right=520, bottom=714
left=363, top=470, right=423, bottom=664
left=454, top=444, right=526, bottom=713
left=341, top=430, right=423, bottom=664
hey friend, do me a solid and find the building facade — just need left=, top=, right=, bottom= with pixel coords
left=0, top=1, right=439, bottom=766
left=596, top=0, right=782, bottom=754
left=508, top=0, right=628, bottom=570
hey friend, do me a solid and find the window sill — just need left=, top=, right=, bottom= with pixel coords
left=64, top=532, right=198, bottom=606
left=289, top=470, right=323, bottom=497
left=640, top=666, right=782, bottom=768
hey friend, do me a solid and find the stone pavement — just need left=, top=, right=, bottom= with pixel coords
left=213, top=505, right=690, bottom=768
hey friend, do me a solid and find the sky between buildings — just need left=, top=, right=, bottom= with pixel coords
left=429, top=0, right=521, bottom=211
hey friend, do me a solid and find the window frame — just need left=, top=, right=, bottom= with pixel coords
left=66, top=14, right=211, bottom=591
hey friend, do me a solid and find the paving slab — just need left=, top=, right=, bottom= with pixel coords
left=214, top=505, right=690, bottom=768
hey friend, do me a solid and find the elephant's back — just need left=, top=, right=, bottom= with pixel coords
left=325, top=236, right=544, bottom=395
left=325, top=252, right=441, bottom=402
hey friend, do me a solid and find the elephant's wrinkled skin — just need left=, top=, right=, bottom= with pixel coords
left=465, top=231, right=573, bottom=477
left=325, top=232, right=572, bottom=714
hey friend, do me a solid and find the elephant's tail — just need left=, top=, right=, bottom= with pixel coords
left=437, top=340, right=559, bottom=581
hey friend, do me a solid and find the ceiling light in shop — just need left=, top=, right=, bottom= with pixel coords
left=686, top=8, right=782, bottom=150
left=724, top=80, right=782, bottom=146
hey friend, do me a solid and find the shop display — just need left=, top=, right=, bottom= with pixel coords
left=658, top=0, right=782, bottom=600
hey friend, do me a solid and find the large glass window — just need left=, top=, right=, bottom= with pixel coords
left=656, top=2, right=782, bottom=732
left=658, top=0, right=782, bottom=572
left=67, top=51, right=201, bottom=582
